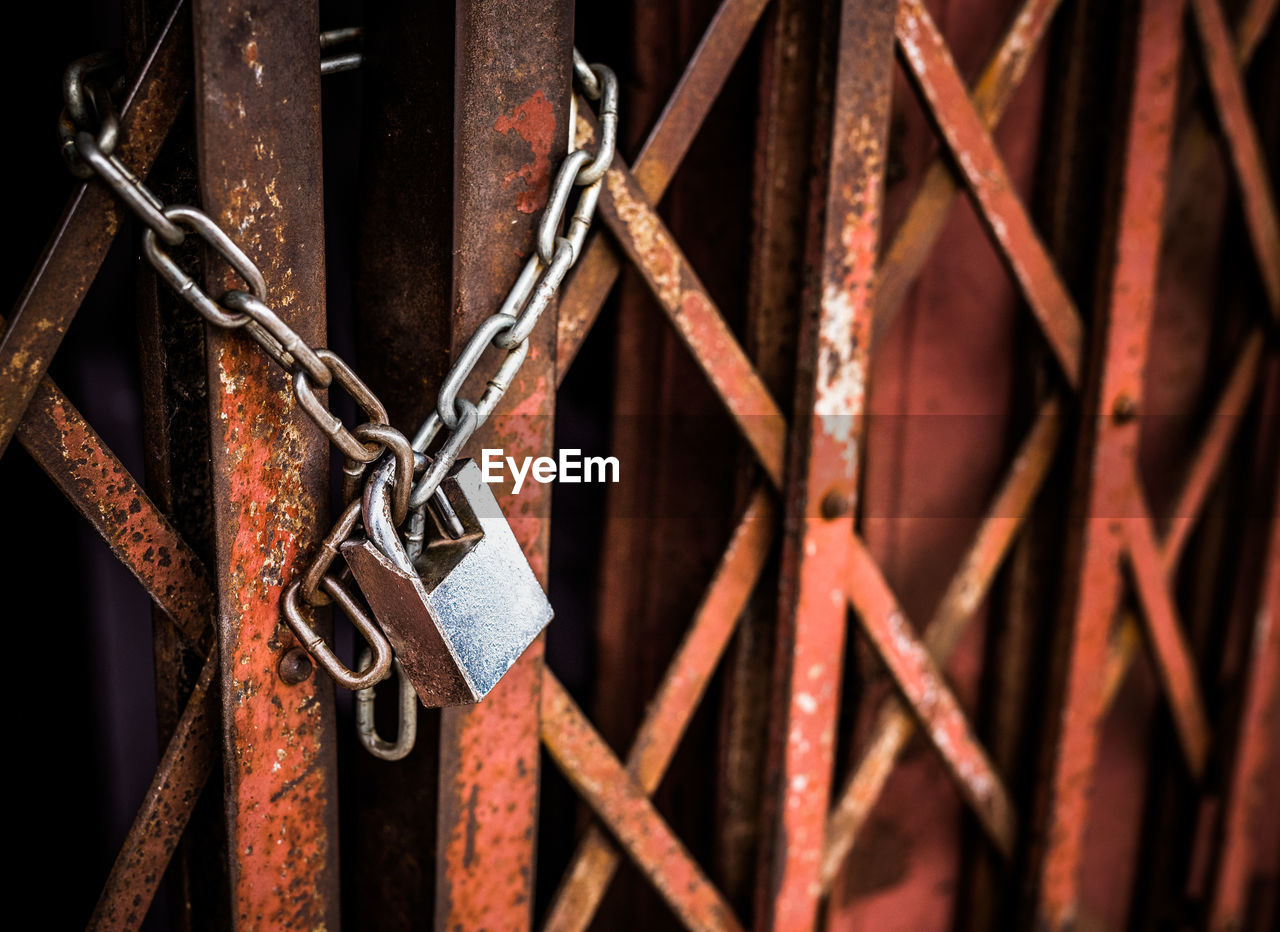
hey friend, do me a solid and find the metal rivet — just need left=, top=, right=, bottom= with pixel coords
left=278, top=647, right=314, bottom=685
left=1111, top=394, right=1138, bottom=423
left=820, top=488, right=851, bottom=521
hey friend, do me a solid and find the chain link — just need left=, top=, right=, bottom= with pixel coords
left=60, top=49, right=619, bottom=690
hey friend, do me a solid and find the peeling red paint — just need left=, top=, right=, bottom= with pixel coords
left=495, top=89, right=556, bottom=214
left=17, top=376, right=213, bottom=643
left=599, top=160, right=787, bottom=485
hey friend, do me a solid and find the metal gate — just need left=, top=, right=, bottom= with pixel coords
left=2, top=0, right=1277, bottom=929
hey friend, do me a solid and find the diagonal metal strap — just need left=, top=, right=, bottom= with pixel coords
left=543, top=488, right=774, bottom=931
left=541, top=673, right=745, bottom=932
left=87, top=648, right=218, bottom=932
left=846, top=536, right=1017, bottom=853
left=821, top=398, right=1061, bottom=887
left=0, top=0, right=190, bottom=458
left=17, top=376, right=212, bottom=646
left=1122, top=486, right=1212, bottom=776
left=873, top=0, right=1065, bottom=348
left=557, top=0, right=772, bottom=379
left=895, top=0, right=1083, bottom=387
left=1188, top=0, right=1280, bottom=315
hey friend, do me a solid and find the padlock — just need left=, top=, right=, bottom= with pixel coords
left=342, top=455, right=553, bottom=706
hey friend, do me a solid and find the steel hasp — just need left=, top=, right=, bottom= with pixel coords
left=343, top=458, right=554, bottom=706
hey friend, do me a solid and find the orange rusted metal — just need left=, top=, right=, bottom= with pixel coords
left=894, top=0, right=1082, bottom=387
left=191, top=0, right=340, bottom=925
left=821, top=398, right=1060, bottom=888
left=434, top=3, right=572, bottom=927
left=755, top=2, right=897, bottom=928
left=1035, top=1, right=1185, bottom=925
left=845, top=538, right=1016, bottom=853
left=555, top=0, right=772, bottom=379
left=88, top=650, right=218, bottom=932
left=1189, top=0, right=1280, bottom=315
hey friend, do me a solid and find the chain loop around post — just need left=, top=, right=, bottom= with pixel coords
left=60, top=48, right=618, bottom=703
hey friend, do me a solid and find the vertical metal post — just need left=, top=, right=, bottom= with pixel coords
left=1034, top=0, right=1183, bottom=926
left=191, top=1, right=340, bottom=926
left=718, top=0, right=821, bottom=907
left=755, top=0, right=896, bottom=927
left=435, top=2, right=572, bottom=927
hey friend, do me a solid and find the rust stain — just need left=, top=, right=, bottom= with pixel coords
left=494, top=90, right=556, bottom=213
left=18, top=379, right=213, bottom=643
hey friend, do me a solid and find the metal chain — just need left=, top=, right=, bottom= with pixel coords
left=60, top=49, right=618, bottom=692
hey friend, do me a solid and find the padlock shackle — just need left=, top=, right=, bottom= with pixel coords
left=363, top=455, right=417, bottom=574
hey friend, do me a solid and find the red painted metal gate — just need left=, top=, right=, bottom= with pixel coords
left=3, top=0, right=1278, bottom=929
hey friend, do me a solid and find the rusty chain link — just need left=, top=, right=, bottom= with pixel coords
left=60, top=48, right=618, bottom=693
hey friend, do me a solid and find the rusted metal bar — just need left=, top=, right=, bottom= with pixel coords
left=717, top=0, right=820, bottom=904
left=17, top=376, right=212, bottom=644
left=755, top=0, right=896, bottom=926
left=1189, top=0, right=1280, bottom=315
left=1122, top=490, right=1212, bottom=776
left=1034, top=1, right=1184, bottom=926
left=820, top=397, right=1060, bottom=889
left=543, top=487, right=774, bottom=931
left=0, top=0, right=190, bottom=459
left=873, top=0, right=1064, bottom=350
left=436, top=3, right=571, bottom=927
left=845, top=537, right=1017, bottom=855
left=894, top=0, right=1082, bottom=388
left=1100, top=330, right=1264, bottom=708
left=190, top=0, right=339, bottom=926
left=540, top=674, right=744, bottom=932
left=1236, top=0, right=1279, bottom=62
left=591, top=151, right=787, bottom=485
left=1209, top=431, right=1280, bottom=929
left=87, top=648, right=218, bottom=932
left=556, top=0, right=772, bottom=379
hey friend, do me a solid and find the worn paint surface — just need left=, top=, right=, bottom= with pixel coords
left=495, top=91, right=557, bottom=214
left=555, top=0, right=772, bottom=380
left=88, top=650, right=218, bottom=931
left=755, top=2, right=896, bottom=928
left=599, top=161, right=787, bottom=484
left=0, top=0, right=190, bottom=458
left=18, top=375, right=212, bottom=644
left=1035, top=1, right=1183, bottom=925
left=435, top=3, right=571, bottom=927
left=191, top=0, right=339, bottom=927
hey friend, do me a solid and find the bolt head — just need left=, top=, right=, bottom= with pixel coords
left=278, top=647, right=314, bottom=685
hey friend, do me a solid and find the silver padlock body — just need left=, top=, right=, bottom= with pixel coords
left=342, top=458, right=553, bottom=706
